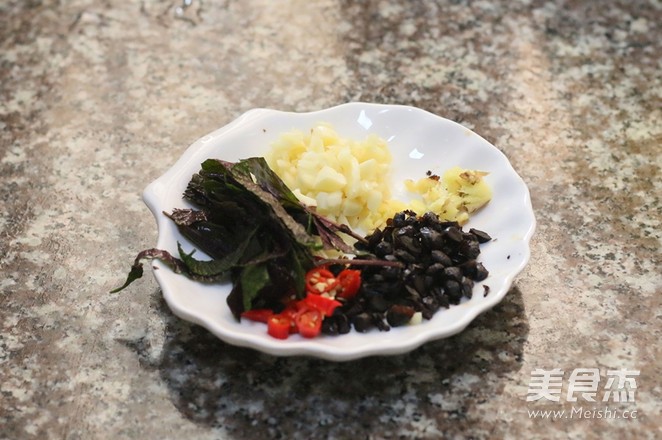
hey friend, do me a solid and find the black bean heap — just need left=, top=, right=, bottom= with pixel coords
left=322, top=210, right=492, bottom=335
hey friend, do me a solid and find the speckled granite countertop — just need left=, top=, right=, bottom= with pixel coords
left=1, top=1, right=660, bottom=439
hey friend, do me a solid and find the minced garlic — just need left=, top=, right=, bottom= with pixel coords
left=266, top=123, right=393, bottom=231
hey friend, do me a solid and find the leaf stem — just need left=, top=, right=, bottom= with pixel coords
left=316, top=258, right=404, bottom=268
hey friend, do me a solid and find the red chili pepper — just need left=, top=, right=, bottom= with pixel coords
left=303, top=293, right=342, bottom=317
left=305, top=266, right=338, bottom=295
left=258, top=267, right=363, bottom=340
left=240, top=309, right=274, bottom=323
left=268, top=314, right=293, bottom=339
left=295, top=307, right=323, bottom=338
left=281, top=303, right=300, bottom=334
left=336, top=269, right=361, bottom=300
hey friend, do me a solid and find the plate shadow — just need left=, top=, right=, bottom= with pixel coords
left=121, top=287, right=528, bottom=439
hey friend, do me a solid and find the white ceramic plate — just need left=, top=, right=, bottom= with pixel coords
left=143, top=103, right=535, bottom=361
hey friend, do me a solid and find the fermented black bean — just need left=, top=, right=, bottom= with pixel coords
left=344, top=211, right=492, bottom=333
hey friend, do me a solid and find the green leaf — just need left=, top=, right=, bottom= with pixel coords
left=225, top=160, right=318, bottom=248
left=289, top=245, right=309, bottom=297
left=233, top=157, right=302, bottom=208
left=239, top=263, right=271, bottom=312
left=110, top=263, right=144, bottom=293
left=177, top=244, right=232, bottom=277
left=176, top=223, right=261, bottom=276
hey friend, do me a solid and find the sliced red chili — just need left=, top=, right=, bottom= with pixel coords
left=337, top=269, right=361, bottom=300
left=295, top=308, right=323, bottom=338
left=281, top=304, right=300, bottom=334
left=267, top=314, right=293, bottom=339
left=305, top=266, right=338, bottom=295
left=249, top=267, right=362, bottom=340
left=240, top=309, right=274, bottom=323
left=303, top=293, right=342, bottom=317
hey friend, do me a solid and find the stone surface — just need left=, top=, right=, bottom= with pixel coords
left=1, top=0, right=660, bottom=439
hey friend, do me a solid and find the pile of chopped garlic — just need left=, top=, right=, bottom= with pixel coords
left=266, top=124, right=491, bottom=232
left=266, top=123, right=394, bottom=231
